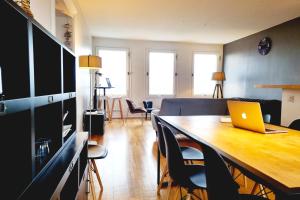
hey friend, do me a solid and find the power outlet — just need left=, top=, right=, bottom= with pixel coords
left=288, top=96, right=295, bottom=103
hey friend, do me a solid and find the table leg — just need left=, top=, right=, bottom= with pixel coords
left=103, top=88, right=108, bottom=120
left=93, top=88, right=98, bottom=110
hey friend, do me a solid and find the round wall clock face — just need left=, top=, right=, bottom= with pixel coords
left=258, top=37, right=272, bottom=55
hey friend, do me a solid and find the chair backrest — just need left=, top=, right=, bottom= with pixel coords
left=143, top=100, right=153, bottom=109
left=161, top=124, right=187, bottom=184
left=150, top=110, right=160, bottom=132
left=202, top=144, right=240, bottom=200
left=125, top=98, right=136, bottom=113
left=153, top=115, right=166, bottom=157
left=289, top=119, right=300, bottom=131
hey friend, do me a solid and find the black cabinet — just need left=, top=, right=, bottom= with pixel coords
left=83, top=111, right=105, bottom=135
left=0, top=1, right=87, bottom=199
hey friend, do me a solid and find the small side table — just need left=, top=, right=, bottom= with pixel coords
left=83, top=111, right=105, bottom=135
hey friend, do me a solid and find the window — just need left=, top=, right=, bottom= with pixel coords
left=193, top=53, right=218, bottom=96
left=97, top=49, right=128, bottom=96
left=148, top=51, right=175, bottom=95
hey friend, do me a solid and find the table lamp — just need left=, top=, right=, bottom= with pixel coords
left=79, top=55, right=102, bottom=142
left=212, top=71, right=225, bottom=98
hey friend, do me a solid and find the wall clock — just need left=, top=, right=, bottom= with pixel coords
left=258, top=37, right=272, bottom=55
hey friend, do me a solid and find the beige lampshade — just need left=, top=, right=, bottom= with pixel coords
left=212, top=72, right=226, bottom=81
left=79, top=55, right=102, bottom=69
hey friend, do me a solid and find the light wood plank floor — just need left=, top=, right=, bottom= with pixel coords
left=88, top=119, right=275, bottom=200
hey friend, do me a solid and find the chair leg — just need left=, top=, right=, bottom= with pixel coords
left=157, top=147, right=160, bottom=185
left=259, top=184, right=269, bottom=198
left=174, top=186, right=181, bottom=200
left=251, top=183, right=259, bottom=194
left=199, top=189, right=206, bottom=200
left=110, top=98, right=115, bottom=121
left=186, top=193, right=192, bottom=200
left=91, top=159, right=103, bottom=191
left=166, top=177, right=172, bottom=200
left=88, top=162, right=96, bottom=200
left=126, top=109, right=129, bottom=123
left=106, top=97, right=111, bottom=122
left=157, top=164, right=168, bottom=194
left=243, top=175, right=247, bottom=188
left=118, top=98, right=124, bottom=124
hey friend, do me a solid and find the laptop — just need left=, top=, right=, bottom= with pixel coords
left=106, top=78, right=112, bottom=88
left=227, top=100, right=287, bottom=134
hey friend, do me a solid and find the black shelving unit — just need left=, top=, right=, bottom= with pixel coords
left=0, top=1, right=88, bottom=199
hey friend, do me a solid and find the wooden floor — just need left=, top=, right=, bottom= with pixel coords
left=88, top=119, right=275, bottom=200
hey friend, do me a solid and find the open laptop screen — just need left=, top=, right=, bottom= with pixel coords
left=106, top=78, right=112, bottom=88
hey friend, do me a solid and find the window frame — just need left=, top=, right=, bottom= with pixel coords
left=192, top=51, right=221, bottom=97
left=146, top=49, right=177, bottom=97
left=95, top=46, right=131, bottom=97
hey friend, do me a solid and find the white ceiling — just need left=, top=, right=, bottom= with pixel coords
left=76, top=0, right=300, bottom=44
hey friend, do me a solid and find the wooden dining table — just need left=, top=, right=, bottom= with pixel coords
left=159, top=115, right=300, bottom=200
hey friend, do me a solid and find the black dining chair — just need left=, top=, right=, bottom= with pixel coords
left=154, top=115, right=204, bottom=195
left=288, top=119, right=300, bottom=130
left=202, top=144, right=267, bottom=200
left=161, top=124, right=207, bottom=199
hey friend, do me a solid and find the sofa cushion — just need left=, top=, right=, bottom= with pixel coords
left=159, top=97, right=281, bottom=125
left=159, top=98, right=229, bottom=116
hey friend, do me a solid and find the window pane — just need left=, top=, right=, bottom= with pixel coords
left=149, top=52, right=175, bottom=95
left=98, top=49, right=127, bottom=96
left=193, top=54, right=218, bottom=95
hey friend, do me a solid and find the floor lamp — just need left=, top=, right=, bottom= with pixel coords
left=212, top=71, right=225, bottom=98
left=79, top=55, right=102, bottom=142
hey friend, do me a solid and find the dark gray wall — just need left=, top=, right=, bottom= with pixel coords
left=223, top=17, right=300, bottom=100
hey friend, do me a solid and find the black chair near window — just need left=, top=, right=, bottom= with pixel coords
left=125, top=98, right=146, bottom=123
left=161, top=124, right=207, bottom=199
left=154, top=115, right=204, bottom=195
left=288, top=119, right=300, bottom=130
left=143, top=100, right=155, bottom=120
left=202, top=144, right=267, bottom=200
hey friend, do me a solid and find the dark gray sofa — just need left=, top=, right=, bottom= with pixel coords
left=158, top=98, right=281, bottom=125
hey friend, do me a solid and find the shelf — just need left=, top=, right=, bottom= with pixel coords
left=255, top=84, right=300, bottom=89
left=33, top=25, right=62, bottom=96
left=34, top=102, right=63, bottom=174
left=0, top=98, right=31, bottom=115
left=63, top=49, right=76, bottom=93
left=60, top=160, right=79, bottom=200
left=19, top=133, right=88, bottom=200
left=1, top=110, right=32, bottom=199
left=0, top=1, right=30, bottom=100
left=63, top=98, right=76, bottom=143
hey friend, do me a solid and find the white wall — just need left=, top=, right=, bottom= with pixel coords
left=31, top=0, right=56, bottom=34
left=281, top=89, right=300, bottom=127
left=56, top=14, right=74, bottom=50
left=71, top=1, right=92, bottom=131
left=92, top=37, right=223, bottom=114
